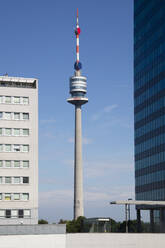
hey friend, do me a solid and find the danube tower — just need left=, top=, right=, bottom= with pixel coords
left=67, top=9, right=88, bottom=219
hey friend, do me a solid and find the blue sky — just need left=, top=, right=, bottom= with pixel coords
left=0, top=0, right=136, bottom=222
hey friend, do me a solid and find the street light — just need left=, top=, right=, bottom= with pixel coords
left=127, top=198, right=132, bottom=233
left=128, top=198, right=132, bottom=221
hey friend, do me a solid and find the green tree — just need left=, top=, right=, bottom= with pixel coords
left=117, top=220, right=138, bottom=233
left=58, top=219, right=68, bottom=224
left=38, top=219, right=48, bottom=224
left=116, top=220, right=151, bottom=233
left=141, top=222, right=150, bottom=232
left=58, top=217, right=152, bottom=233
left=58, top=216, right=86, bottom=233
left=109, top=218, right=119, bottom=232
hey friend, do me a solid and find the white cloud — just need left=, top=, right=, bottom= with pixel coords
left=103, top=104, right=118, bottom=113
left=84, top=160, right=133, bottom=178
left=91, top=113, right=101, bottom=121
left=39, top=189, right=73, bottom=207
left=67, top=137, right=74, bottom=143
left=83, top=137, right=92, bottom=144
left=91, top=104, right=118, bottom=121
left=85, top=191, right=110, bottom=202
left=84, top=186, right=134, bottom=203
left=38, top=182, right=135, bottom=222
left=39, top=186, right=134, bottom=207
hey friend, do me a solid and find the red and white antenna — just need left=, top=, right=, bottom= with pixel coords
left=74, top=8, right=82, bottom=71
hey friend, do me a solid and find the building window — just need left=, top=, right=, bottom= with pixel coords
left=0, top=145, right=30, bottom=153
left=0, top=145, right=3, bottom=152
left=0, top=210, right=5, bottom=218
left=22, top=193, right=29, bottom=201
left=5, top=144, right=11, bottom=152
left=5, top=96, right=11, bottom=104
left=6, top=209, right=11, bottom=218
left=5, top=177, right=11, bottom=184
left=14, top=160, right=20, bottom=168
left=0, top=128, right=30, bottom=136
left=23, top=97, right=29, bottom=104
left=5, top=112, right=11, bottom=120
left=0, top=177, right=2, bottom=184
left=23, top=113, right=29, bottom=120
left=0, top=112, right=30, bottom=120
left=5, top=194, right=11, bottom=201
left=14, top=112, right=20, bottom=120
left=13, top=193, right=20, bottom=200
left=14, top=97, right=20, bottom=104
left=0, top=96, right=30, bottom=105
left=0, top=160, right=29, bottom=168
left=13, top=144, right=20, bottom=152
left=5, top=161, right=11, bottom=168
left=0, top=193, right=2, bottom=200
left=11, top=210, right=18, bottom=218
left=23, top=161, right=29, bottom=168
left=18, top=209, right=24, bottom=218
left=23, top=145, right=29, bottom=152
left=14, top=128, right=20, bottom=136
left=23, top=129, right=29, bottom=136
left=5, top=128, right=12, bottom=136
left=14, top=177, right=21, bottom=184
left=0, top=82, right=36, bottom=88
left=23, top=177, right=29, bottom=184
left=24, top=209, right=31, bottom=218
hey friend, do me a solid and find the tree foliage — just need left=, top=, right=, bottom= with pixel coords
left=59, top=216, right=86, bottom=233
left=58, top=217, right=151, bottom=233
left=38, top=219, right=49, bottom=224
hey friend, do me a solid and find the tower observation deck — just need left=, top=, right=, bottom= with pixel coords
left=67, top=9, right=88, bottom=219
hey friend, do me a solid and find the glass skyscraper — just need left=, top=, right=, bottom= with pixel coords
left=134, top=0, right=165, bottom=228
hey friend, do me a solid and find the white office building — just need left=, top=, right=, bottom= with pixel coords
left=0, top=76, right=38, bottom=224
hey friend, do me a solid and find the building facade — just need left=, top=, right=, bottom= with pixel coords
left=0, top=76, right=38, bottom=224
left=134, top=0, right=165, bottom=228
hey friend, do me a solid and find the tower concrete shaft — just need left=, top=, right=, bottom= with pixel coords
left=74, top=105, right=84, bottom=219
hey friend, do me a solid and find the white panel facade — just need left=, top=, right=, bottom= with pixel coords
left=0, top=233, right=165, bottom=248
left=66, top=233, right=165, bottom=248
left=0, top=76, right=38, bottom=224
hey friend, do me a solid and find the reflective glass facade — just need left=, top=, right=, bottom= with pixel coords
left=134, top=0, right=165, bottom=201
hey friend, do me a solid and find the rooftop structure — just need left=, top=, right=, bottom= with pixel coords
left=110, top=200, right=165, bottom=207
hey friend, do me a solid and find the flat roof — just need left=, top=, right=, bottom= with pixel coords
left=0, top=76, right=37, bottom=83
left=86, top=218, right=110, bottom=221
left=110, top=200, right=165, bottom=206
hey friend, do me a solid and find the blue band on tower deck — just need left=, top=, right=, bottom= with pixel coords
left=74, top=62, right=82, bottom=71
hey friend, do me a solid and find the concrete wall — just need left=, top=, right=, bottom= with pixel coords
left=66, top=233, right=165, bottom=248
left=0, top=224, right=66, bottom=235
left=1, top=233, right=165, bottom=248
left=0, top=234, right=66, bottom=248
